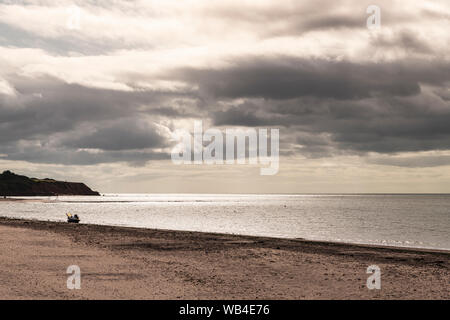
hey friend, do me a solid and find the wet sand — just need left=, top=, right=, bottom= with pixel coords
left=0, top=217, right=448, bottom=299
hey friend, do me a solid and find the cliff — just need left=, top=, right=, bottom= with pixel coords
left=0, top=170, right=100, bottom=196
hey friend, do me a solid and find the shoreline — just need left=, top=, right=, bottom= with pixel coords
left=3, top=216, right=450, bottom=254
left=0, top=216, right=448, bottom=299
left=0, top=216, right=448, bottom=254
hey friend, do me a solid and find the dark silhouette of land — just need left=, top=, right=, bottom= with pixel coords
left=0, top=170, right=99, bottom=196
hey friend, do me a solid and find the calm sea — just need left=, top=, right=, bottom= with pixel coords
left=0, top=194, right=449, bottom=251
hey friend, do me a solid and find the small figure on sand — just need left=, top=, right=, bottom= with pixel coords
left=66, top=212, right=80, bottom=223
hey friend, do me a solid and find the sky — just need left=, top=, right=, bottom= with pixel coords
left=0, top=0, right=449, bottom=193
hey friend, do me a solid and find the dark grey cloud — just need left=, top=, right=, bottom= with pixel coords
left=60, top=119, right=166, bottom=151
left=276, top=13, right=365, bottom=37
left=186, top=55, right=450, bottom=157
left=210, top=92, right=450, bottom=156
left=213, top=101, right=278, bottom=126
left=370, top=30, right=433, bottom=54
left=178, top=57, right=449, bottom=101
left=1, top=56, right=449, bottom=166
left=0, top=76, right=181, bottom=142
left=0, top=76, right=181, bottom=165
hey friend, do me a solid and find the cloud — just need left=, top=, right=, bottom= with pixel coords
left=368, top=152, right=450, bottom=168
left=370, top=30, right=433, bottom=54
left=178, top=57, right=449, bottom=100
left=0, top=0, right=449, bottom=175
left=207, top=87, right=450, bottom=156
left=60, top=118, right=167, bottom=151
left=2, top=144, right=170, bottom=166
left=0, top=76, right=179, bottom=165
left=0, top=78, right=16, bottom=96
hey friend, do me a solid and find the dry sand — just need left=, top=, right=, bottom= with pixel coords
left=0, top=217, right=448, bottom=299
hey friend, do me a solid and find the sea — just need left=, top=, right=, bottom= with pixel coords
left=0, top=194, right=449, bottom=251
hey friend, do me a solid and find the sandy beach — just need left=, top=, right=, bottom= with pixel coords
left=0, top=217, right=448, bottom=300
